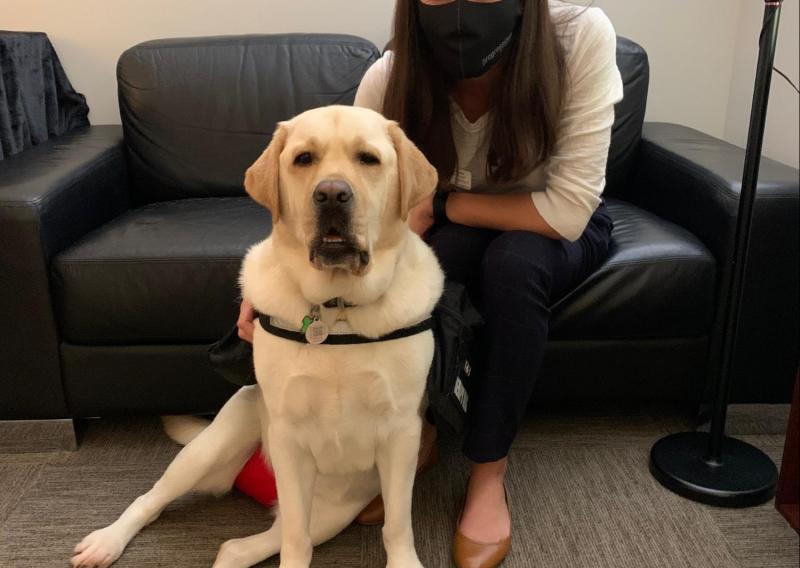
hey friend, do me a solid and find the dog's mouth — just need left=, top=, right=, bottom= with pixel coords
left=309, top=227, right=370, bottom=275
left=321, top=228, right=347, bottom=246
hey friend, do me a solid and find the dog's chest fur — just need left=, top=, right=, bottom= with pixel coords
left=254, top=333, right=433, bottom=475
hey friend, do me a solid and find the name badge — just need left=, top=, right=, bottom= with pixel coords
left=455, top=169, right=472, bottom=190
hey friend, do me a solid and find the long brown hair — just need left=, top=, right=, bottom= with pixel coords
left=382, top=0, right=567, bottom=186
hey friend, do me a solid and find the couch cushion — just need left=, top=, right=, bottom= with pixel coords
left=118, top=34, right=380, bottom=204
left=52, top=198, right=270, bottom=344
left=53, top=197, right=715, bottom=345
left=550, top=199, right=716, bottom=339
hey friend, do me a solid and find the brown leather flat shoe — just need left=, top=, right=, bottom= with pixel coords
left=452, top=530, right=511, bottom=568
left=354, top=420, right=438, bottom=526
left=452, top=484, right=511, bottom=568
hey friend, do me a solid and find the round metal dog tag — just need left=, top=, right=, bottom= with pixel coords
left=305, top=320, right=329, bottom=344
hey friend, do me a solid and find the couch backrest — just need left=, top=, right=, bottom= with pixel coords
left=605, top=36, right=649, bottom=198
left=118, top=34, right=380, bottom=203
left=117, top=33, right=647, bottom=204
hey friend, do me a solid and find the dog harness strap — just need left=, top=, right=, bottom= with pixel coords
left=257, top=313, right=433, bottom=345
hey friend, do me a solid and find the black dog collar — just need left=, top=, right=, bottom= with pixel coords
left=258, top=313, right=433, bottom=345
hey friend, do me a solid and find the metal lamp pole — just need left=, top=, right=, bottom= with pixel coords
left=649, top=0, right=783, bottom=507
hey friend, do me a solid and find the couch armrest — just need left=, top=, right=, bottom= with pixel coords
left=630, top=122, right=798, bottom=261
left=0, top=125, right=129, bottom=418
left=630, top=122, right=799, bottom=403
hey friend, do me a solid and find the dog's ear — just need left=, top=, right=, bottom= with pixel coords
left=245, top=123, right=288, bottom=222
left=388, top=121, right=438, bottom=221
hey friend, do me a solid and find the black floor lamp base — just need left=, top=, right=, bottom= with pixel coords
left=649, top=432, right=778, bottom=508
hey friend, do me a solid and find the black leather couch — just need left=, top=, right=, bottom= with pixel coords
left=1, top=34, right=797, bottom=422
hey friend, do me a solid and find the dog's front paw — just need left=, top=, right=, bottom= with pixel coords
left=70, top=527, right=126, bottom=568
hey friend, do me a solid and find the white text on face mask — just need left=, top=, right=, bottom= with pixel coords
left=482, top=31, right=513, bottom=67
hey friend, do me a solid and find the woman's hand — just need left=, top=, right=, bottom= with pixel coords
left=409, top=192, right=435, bottom=237
left=237, top=299, right=256, bottom=343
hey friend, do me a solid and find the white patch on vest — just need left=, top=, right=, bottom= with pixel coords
left=454, top=376, right=469, bottom=412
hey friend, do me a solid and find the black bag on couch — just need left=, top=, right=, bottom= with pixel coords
left=208, top=321, right=256, bottom=387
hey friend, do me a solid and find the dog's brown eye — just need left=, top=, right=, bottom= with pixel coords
left=358, top=152, right=380, bottom=166
left=294, top=152, right=313, bottom=166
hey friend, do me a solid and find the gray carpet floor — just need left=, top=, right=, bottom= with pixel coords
left=0, top=404, right=796, bottom=567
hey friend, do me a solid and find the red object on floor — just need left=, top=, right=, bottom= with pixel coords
left=234, top=449, right=278, bottom=507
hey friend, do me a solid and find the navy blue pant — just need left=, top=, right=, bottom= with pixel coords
left=426, top=202, right=614, bottom=463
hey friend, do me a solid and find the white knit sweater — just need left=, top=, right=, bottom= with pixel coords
left=354, top=1, right=624, bottom=241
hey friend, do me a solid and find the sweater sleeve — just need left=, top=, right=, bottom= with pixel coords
left=530, top=9, right=624, bottom=242
left=354, top=52, right=393, bottom=113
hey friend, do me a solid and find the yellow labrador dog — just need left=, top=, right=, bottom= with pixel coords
left=71, top=105, right=444, bottom=568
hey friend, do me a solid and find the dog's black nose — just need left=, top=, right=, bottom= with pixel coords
left=313, top=179, right=353, bottom=205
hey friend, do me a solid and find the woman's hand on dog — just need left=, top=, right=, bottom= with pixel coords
left=238, top=299, right=256, bottom=343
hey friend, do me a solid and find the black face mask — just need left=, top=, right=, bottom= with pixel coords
left=418, top=0, right=520, bottom=80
